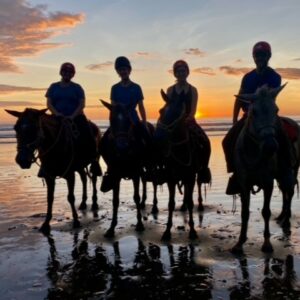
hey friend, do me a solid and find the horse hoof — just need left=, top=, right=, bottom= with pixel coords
left=151, top=206, right=159, bottom=215
left=91, top=203, right=99, bottom=211
left=275, top=213, right=285, bottom=223
left=78, top=202, right=87, bottom=210
left=39, top=223, right=50, bottom=235
left=231, top=244, right=244, bottom=255
left=104, top=229, right=115, bottom=238
left=135, top=223, right=145, bottom=232
left=161, top=231, right=171, bottom=241
left=73, top=220, right=81, bottom=228
left=189, top=230, right=198, bottom=240
left=261, top=243, right=273, bottom=253
left=180, top=204, right=187, bottom=212
left=198, top=205, right=204, bottom=212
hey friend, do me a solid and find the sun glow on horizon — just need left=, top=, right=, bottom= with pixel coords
left=195, top=110, right=204, bottom=119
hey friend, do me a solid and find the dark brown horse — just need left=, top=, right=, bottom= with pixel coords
left=154, top=90, right=211, bottom=240
left=100, top=100, right=157, bottom=237
left=6, top=108, right=101, bottom=234
left=230, top=84, right=300, bottom=253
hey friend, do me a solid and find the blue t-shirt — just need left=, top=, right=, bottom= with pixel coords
left=110, top=81, right=144, bottom=123
left=45, top=82, right=85, bottom=116
left=240, top=67, right=281, bottom=112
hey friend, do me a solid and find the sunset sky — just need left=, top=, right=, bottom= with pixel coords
left=1, top=0, right=300, bottom=123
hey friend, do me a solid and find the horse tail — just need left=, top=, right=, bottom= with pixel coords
left=177, top=181, right=183, bottom=195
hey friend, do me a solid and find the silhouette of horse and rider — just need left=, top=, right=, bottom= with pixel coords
left=6, top=41, right=300, bottom=253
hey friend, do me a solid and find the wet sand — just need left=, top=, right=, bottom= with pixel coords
left=1, top=136, right=300, bottom=299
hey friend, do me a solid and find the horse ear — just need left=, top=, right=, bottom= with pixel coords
left=38, top=108, right=48, bottom=115
left=5, top=109, right=22, bottom=118
left=100, top=99, right=112, bottom=111
left=270, top=82, right=288, bottom=99
left=160, top=89, right=169, bottom=103
left=234, top=94, right=255, bottom=103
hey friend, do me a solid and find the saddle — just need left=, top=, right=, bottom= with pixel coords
left=281, top=118, right=298, bottom=143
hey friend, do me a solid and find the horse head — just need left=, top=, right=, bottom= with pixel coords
left=6, top=108, right=47, bottom=169
left=101, top=100, right=134, bottom=153
left=155, top=89, right=186, bottom=142
left=236, top=83, right=287, bottom=156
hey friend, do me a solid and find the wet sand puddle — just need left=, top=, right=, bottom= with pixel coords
left=1, top=137, right=300, bottom=299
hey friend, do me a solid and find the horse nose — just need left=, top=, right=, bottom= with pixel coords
left=262, top=136, right=278, bottom=156
left=16, top=153, right=32, bottom=169
left=116, top=139, right=129, bottom=151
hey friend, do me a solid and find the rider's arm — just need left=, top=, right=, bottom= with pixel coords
left=138, top=100, right=147, bottom=123
left=46, top=84, right=61, bottom=116
left=233, top=89, right=243, bottom=125
left=69, top=85, right=86, bottom=119
left=70, top=98, right=85, bottom=119
left=137, top=85, right=147, bottom=124
left=188, top=86, right=198, bottom=119
left=46, top=97, right=62, bottom=116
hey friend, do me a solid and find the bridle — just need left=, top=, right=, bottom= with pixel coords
left=157, top=103, right=192, bottom=166
left=17, top=117, right=78, bottom=178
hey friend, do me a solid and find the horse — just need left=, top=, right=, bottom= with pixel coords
left=6, top=108, right=102, bottom=234
left=100, top=100, right=157, bottom=237
left=230, top=84, right=300, bottom=253
left=154, top=90, right=211, bottom=240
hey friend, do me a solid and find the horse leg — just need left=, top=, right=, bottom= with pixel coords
left=140, top=176, right=147, bottom=210
left=261, top=185, right=274, bottom=253
left=280, top=188, right=294, bottom=234
left=151, top=182, right=159, bottom=214
left=162, top=181, right=176, bottom=241
left=275, top=192, right=287, bottom=223
left=197, top=175, right=204, bottom=212
left=39, top=177, right=55, bottom=235
left=78, top=169, right=87, bottom=210
left=187, top=176, right=197, bottom=239
left=66, top=173, right=80, bottom=228
left=133, top=176, right=145, bottom=232
left=104, top=179, right=120, bottom=238
left=232, top=190, right=250, bottom=254
left=91, top=170, right=99, bottom=211
left=180, top=190, right=187, bottom=212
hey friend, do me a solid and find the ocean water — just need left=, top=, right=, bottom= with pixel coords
left=0, top=118, right=243, bottom=144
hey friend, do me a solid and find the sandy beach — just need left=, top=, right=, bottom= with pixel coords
left=1, top=135, right=300, bottom=299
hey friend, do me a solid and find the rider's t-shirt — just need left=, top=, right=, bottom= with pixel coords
left=240, top=67, right=281, bottom=112
left=45, top=82, right=85, bottom=117
left=110, top=81, right=143, bottom=124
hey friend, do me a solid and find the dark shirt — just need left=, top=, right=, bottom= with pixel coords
left=45, top=82, right=85, bottom=116
left=240, top=67, right=281, bottom=112
left=110, top=81, right=144, bottom=123
left=170, top=84, right=193, bottom=116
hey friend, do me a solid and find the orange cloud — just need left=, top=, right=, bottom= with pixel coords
left=276, top=68, right=300, bottom=80
left=184, top=48, right=206, bottom=57
left=136, top=52, right=150, bottom=56
left=0, top=0, right=84, bottom=73
left=219, top=66, right=252, bottom=76
left=192, top=67, right=216, bottom=76
left=219, top=66, right=300, bottom=80
left=0, top=101, right=44, bottom=107
left=0, top=84, right=45, bottom=94
left=86, top=61, right=113, bottom=71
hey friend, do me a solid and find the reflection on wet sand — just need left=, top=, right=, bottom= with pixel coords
left=46, top=233, right=212, bottom=299
left=45, top=233, right=300, bottom=300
